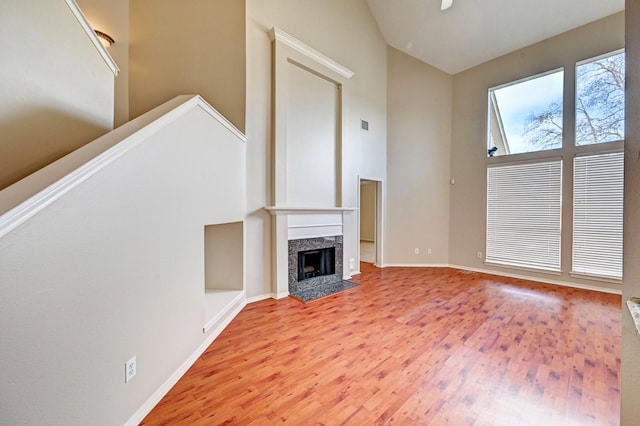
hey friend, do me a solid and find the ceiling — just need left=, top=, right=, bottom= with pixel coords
left=366, top=0, right=625, bottom=74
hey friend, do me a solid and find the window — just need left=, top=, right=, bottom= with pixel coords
left=573, top=152, right=624, bottom=279
left=488, top=70, right=564, bottom=156
left=486, top=160, right=562, bottom=271
left=576, top=51, right=625, bottom=146
left=486, top=50, right=624, bottom=279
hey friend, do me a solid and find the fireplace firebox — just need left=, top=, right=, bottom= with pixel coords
left=298, top=247, right=335, bottom=281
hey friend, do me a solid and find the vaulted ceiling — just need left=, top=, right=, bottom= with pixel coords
left=366, top=0, right=625, bottom=74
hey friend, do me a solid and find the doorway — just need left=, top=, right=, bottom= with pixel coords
left=359, top=178, right=381, bottom=266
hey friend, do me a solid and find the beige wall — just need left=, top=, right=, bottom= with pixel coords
left=0, top=0, right=114, bottom=190
left=449, top=13, right=624, bottom=291
left=245, top=0, right=388, bottom=297
left=360, top=181, right=376, bottom=241
left=129, top=0, right=246, bottom=132
left=622, top=0, right=640, bottom=422
left=386, top=46, right=452, bottom=265
left=76, top=0, right=129, bottom=127
left=205, top=221, right=244, bottom=291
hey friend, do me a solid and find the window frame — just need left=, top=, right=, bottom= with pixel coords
left=485, top=49, right=625, bottom=281
left=487, top=67, right=565, bottom=157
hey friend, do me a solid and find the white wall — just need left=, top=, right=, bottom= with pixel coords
left=0, top=98, right=246, bottom=424
left=622, top=0, right=640, bottom=422
left=386, top=46, right=452, bottom=266
left=76, top=0, right=129, bottom=127
left=0, top=0, right=114, bottom=190
left=286, top=62, right=338, bottom=207
left=449, top=13, right=624, bottom=292
left=245, top=0, right=388, bottom=297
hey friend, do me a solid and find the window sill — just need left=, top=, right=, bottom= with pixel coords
left=570, top=272, right=622, bottom=285
left=484, top=261, right=562, bottom=276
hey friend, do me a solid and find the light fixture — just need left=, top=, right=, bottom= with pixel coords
left=94, top=30, right=114, bottom=48
left=441, top=0, right=453, bottom=10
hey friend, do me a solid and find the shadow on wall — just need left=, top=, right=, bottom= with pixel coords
left=0, top=107, right=109, bottom=190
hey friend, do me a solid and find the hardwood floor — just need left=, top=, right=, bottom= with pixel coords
left=141, top=263, right=621, bottom=425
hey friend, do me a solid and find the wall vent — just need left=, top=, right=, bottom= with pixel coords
left=361, top=119, right=369, bottom=131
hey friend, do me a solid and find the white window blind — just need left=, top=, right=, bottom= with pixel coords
left=487, top=160, right=562, bottom=271
left=572, top=152, right=624, bottom=279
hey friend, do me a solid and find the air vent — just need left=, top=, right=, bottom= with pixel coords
left=361, top=119, right=369, bottom=131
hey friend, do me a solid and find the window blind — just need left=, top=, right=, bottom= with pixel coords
left=572, top=152, right=624, bottom=279
left=486, top=159, right=562, bottom=271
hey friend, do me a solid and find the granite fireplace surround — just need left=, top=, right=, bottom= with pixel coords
left=288, top=235, right=343, bottom=294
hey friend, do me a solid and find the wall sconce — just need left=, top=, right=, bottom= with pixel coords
left=94, top=30, right=114, bottom=48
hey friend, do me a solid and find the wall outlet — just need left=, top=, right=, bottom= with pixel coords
left=477, top=251, right=483, bottom=259
left=414, top=248, right=419, bottom=255
left=349, top=258, right=355, bottom=271
left=125, top=356, right=137, bottom=383
left=427, top=248, right=432, bottom=255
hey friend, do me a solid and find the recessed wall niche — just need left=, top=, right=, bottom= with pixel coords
left=203, top=221, right=244, bottom=332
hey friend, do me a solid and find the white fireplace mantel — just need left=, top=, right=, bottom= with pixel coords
left=265, top=206, right=357, bottom=215
left=266, top=206, right=356, bottom=298
left=268, top=27, right=357, bottom=299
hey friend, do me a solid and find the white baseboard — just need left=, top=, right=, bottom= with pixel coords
left=246, top=291, right=290, bottom=303
left=381, top=263, right=450, bottom=268
left=380, top=262, right=620, bottom=295
left=124, top=296, right=247, bottom=426
left=448, top=264, right=622, bottom=295
left=246, top=293, right=276, bottom=304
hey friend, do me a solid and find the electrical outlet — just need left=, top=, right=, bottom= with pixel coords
left=427, top=248, right=432, bottom=255
left=125, top=356, right=137, bottom=383
left=414, top=248, right=419, bottom=255
left=349, top=258, right=355, bottom=271
left=477, top=251, right=483, bottom=259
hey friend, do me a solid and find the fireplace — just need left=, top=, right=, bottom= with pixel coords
left=288, top=236, right=343, bottom=294
left=298, top=247, right=335, bottom=281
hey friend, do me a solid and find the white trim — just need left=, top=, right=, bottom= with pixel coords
left=483, top=261, right=562, bottom=276
left=265, top=206, right=357, bottom=215
left=64, top=0, right=119, bottom=76
left=288, top=223, right=343, bottom=229
left=0, top=96, right=245, bottom=239
left=124, top=296, right=247, bottom=426
left=195, top=98, right=247, bottom=143
left=378, top=263, right=621, bottom=295
left=202, top=292, right=246, bottom=333
left=268, top=27, right=354, bottom=79
left=381, top=263, right=451, bottom=268
left=448, top=264, right=622, bottom=295
left=275, top=291, right=290, bottom=299
left=245, top=293, right=276, bottom=304
left=570, top=272, right=622, bottom=285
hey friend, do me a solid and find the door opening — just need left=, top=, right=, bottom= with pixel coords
left=359, top=179, right=379, bottom=266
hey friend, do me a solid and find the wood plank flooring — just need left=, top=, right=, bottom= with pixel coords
left=141, top=263, right=621, bottom=425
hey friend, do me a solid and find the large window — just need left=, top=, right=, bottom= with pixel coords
left=573, top=152, right=624, bottom=279
left=576, top=52, right=625, bottom=146
left=486, top=50, right=625, bottom=279
left=488, top=70, right=564, bottom=156
left=487, top=160, right=562, bottom=271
